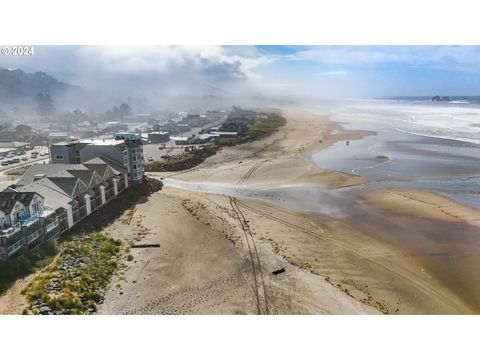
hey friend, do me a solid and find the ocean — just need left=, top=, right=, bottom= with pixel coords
left=310, top=98, right=480, bottom=208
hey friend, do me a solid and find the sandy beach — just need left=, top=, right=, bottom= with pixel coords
left=99, top=109, right=480, bottom=314
left=98, top=188, right=375, bottom=314
left=2, top=109, right=479, bottom=315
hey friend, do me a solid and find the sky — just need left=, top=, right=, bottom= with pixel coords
left=2, top=45, right=480, bottom=101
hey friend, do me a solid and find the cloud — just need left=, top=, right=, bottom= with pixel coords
left=4, top=45, right=480, bottom=107
left=0, top=46, right=274, bottom=89
left=316, top=70, right=348, bottom=76
left=0, top=46, right=286, bottom=111
left=287, top=46, right=480, bottom=73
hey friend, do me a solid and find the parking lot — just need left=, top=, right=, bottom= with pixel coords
left=0, top=145, right=50, bottom=169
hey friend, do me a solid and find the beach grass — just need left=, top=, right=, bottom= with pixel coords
left=5, top=164, right=32, bottom=177
left=144, top=146, right=217, bottom=172
left=216, top=113, right=287, bottom=147
left=0, top=240, right=59, bottom=293
left=22, top=232, right=121, bottom=315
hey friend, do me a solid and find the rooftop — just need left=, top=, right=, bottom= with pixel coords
left=14, top=157, right=125, bottom=209
left=170, top=136, right=191, bottom=141
left=0, top=141, right=30, bottom=148
left=52, top=138, right=125, bottom=146
left=0, top=192, right=40, bottom=215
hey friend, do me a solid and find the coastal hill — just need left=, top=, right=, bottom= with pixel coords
left=0, top=67, right=85, bottom=114
left=0, top=67, right=79, bottom=98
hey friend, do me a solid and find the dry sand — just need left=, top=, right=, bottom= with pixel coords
left=2, top=109, right=478, bottom=315
left=131, top=108, right=480, bottom=315
left=165, top=110, right=371, bottom=189
left=98, top=188, right=374, bottom=314
left=0, top=274, right=33, bottom=314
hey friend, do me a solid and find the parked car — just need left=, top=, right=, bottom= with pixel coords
left=8, top=159, right=15, bottom=164
left=31, top=153, right=38, bottom=159
left=21, top=156, right=28, bottom=161
left=1, top=160, right=9, bottom=166
left=13, top=158, right=20, bottom=163
left=147, top=157, right=154, bottom=162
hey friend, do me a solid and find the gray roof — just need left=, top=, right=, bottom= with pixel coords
left=0, top=191, right=40, bottom=214
left=16, top=163, right=87, bottom=186
left=15, top=182, right=73, bottom=209
left=13, top=157, right=122, bottom=209
left=86, top=155, right=127, bottom=175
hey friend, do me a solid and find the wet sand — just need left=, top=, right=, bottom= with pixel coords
left=3, top=109, right=478, bottom=315
left=363, top=189, right=480, bottom=227
left=138, top=109, right=480, bottom=314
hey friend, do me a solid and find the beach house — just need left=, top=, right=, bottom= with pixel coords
left=50, top=132, right=144, bottom=184
left=0, top=157, right=130, bottom=261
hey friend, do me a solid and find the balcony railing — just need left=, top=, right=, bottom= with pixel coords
left=106, top=188, right=115, bottom=200
left=7, top=238, right=25, bottom=256
left=45, top=219, right=60, bottom=233
left=1, top=222, right=22, bottom=238
left=20, top=212, right=41, bottom=227
left=40, top=206, right=56, bottom=219
left=26, top=229, right=42, bottom=245
left=95, top=196, right=103, bottom=207
left=73, top=205, right=87, bottom=222
left=46, top=231, right=60, bottom=242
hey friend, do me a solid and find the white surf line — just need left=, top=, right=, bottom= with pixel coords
left=390, top=127, right=480, bottom=145
left=350, top=154, right=393, bottom=176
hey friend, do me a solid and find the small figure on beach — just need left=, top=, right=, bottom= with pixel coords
left=346, top=141, right=350, bottom=146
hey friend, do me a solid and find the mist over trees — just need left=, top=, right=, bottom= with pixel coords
left=36, top=92, right=55, bottom=116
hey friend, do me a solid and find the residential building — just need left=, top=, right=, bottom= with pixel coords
left=227, top=108, right=257, bottom=125
left=0, top=141, right=31, bottom=151
left=190, top=134, right=218, bottom=144
left=176, top=123, right=191, bottom=133
left=147, top=131, right=170, bottom=143
left=48, top=132, right=75, bottom=143
left=0, top=157, right=130, bottom=260
left=49, top=132, right=144, bottom=184
left=170, top=136, right=192, bottom=146
left=206, top=110, right=224, bottom=123
left=184, top=114, right=205, bottom=127
left=220, top=122, right=247, bottom=135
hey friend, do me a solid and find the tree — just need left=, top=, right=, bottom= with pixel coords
left=14, top=124, right=32, bottom=135
left=0, top=122, right=13, bottom=132
left=36, top=93, right=55, bottom=116
left=119, top=103, right=132, bottom=116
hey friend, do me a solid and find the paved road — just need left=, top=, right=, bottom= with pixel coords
left=0, top=147, right=50, bottom=190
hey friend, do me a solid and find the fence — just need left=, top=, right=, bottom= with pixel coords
left=7, top=238, right=25, bottom=256
left=26, top=229, right=42, bottom=245
left=45, top=219, right=60, bottom=233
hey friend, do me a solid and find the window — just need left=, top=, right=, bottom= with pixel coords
left=133, top=164, right=137, bottom=170
left=133, top=172, right=138, bottom=178
left=56, top=155, right=64, bottom=160
left=132, top=156, right=137, bottom=161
